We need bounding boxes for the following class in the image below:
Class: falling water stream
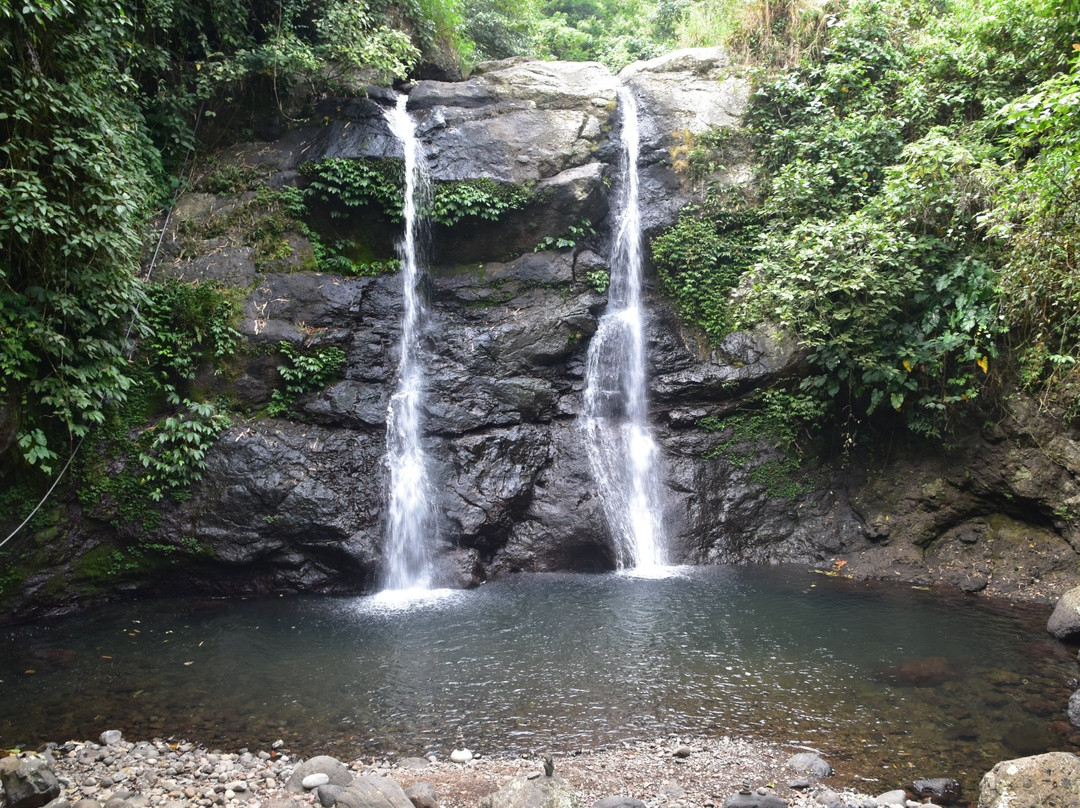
[382,95,435,591]
[583,87,667,572]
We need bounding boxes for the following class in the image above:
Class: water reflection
[1,566,1076,786]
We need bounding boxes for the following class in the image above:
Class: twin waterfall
[380,87,666,591]
[582,87,667,572]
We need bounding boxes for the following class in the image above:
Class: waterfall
[582,86,667,572]
[382,95,436,591]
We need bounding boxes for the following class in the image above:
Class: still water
[2,566,1077,787]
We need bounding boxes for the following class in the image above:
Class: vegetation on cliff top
[652,0,1080,438]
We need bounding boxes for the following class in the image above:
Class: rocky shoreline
[4,730,1080,808]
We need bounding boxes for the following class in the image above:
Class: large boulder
[978,752,1080,808]
[413,60,618,185]
[1047,586,1080,639]
[0,755,62,808]
[336,777,415,808]
[478,775,580,808]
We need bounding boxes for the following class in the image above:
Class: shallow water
[2,566,1077,790]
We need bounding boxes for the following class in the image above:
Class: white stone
[449,748,473,764]
[302,774,330,790]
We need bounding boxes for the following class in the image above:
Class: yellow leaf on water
[24,669,35,674]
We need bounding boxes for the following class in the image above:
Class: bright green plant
[652,203,761,344]
[432,178,532,225]
[268,342,348,418]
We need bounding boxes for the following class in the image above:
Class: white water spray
[582,87,667,573]
[383,95,436,591]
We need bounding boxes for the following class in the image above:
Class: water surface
[2,566,1077,790]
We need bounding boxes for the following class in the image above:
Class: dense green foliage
[650,0,1080,437]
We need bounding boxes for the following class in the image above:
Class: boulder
[1047,586,1080,640]
[285,756,353,794]
[404,782,438,808]
[414,60,618,185]
[786,752,833,778]
[0,756,62,808]
[978,752,1080,808]
[336,777,414,808]
[478,774,580,808]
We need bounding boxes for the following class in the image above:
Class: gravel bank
[28,734,883,808]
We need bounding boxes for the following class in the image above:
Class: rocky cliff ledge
[3,50,1079,618]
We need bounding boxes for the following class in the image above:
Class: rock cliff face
[4,49,1080,618]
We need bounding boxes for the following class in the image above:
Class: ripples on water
[2,566,1077,789]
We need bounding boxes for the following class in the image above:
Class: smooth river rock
[1047,586,1080,639]
[336,776,415,808]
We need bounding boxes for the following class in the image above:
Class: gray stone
[72,801,101,808]
[43,798,71,808]
[0,756,62,808]
[874,792,907,807]
[978,752,1080,808]
[336,776,415,808]
[1070,688,1080,727]
[404,782,438,808]
[592,798,646,808]
[787,752,834,778]
[316,785,346,808]
[911,778,961,804]
[1048,586,1080,639]
[396,759,431,772]
[285,757,352,794]
[478,774,580,808]
[98,732,123,747]
[722,794,787,808]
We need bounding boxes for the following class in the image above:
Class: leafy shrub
[268,342,348,418]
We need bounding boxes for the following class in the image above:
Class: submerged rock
[911,778,961,804]
[786,752,833,778]
[875,657,957,687]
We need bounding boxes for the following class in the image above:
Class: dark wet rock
[0,756,62,808]
[285,757,353,794]
[979,752,1080,808]
[721,794,787,808]
[1047,586,1080,639]
[911,778,961,804]
[478,774,580,808]
[404,782,438,808]
[786,753,833,778]
[876,657,957,687]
